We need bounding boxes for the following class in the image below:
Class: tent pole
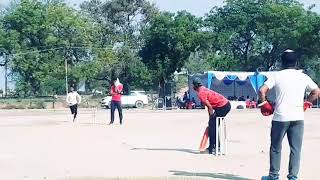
[256,73,259,101]
[233,80,236,98]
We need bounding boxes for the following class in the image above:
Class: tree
[45,2,94,91]
[80,0,157,91]
[1,0,319,97]
[204,0,320,72]
[113,46,152,92]
[256,0,320,70]
[1,0,94,95]
[140,11,203,96]
[2,0,50,95]
[80,0,158,47]
[75,48,117,93]
[0,20,6,66]
[205,0,261,70]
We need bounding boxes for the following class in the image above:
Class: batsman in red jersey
[193,78,231,154]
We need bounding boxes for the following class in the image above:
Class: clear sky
[0,0,320,91]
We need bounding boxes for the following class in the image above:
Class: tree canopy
[0,0,319,96]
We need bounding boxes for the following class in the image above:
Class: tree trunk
[159,77,165,99]
[30,79,40,96]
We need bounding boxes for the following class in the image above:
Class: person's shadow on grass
[169,170,255,180]
[131,147,200,154]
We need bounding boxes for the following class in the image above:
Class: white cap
[115,78,121,87]
[284,49,294,53]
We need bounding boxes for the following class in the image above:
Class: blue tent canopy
[207,71,267,93]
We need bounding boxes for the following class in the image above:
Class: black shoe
[108,122,113,125]
[200,147,213,154]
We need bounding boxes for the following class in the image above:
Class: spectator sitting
[192,97,196,103]
[183,91,189,102]
[246,96,251,108]
[238,96,245,101]
[191,97,196,109]
[180,96,186,109]
[250,97,257,108]
[176,97,182,109]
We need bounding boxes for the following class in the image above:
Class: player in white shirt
[66,87,82,122]
[259,50,320,180]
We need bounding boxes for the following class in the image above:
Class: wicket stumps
[215,117,227,156]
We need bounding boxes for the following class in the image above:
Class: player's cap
[281,49,298,66]
[284,49,294,53]
[192,77,202,88]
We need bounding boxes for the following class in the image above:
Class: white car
[101,91,148,109]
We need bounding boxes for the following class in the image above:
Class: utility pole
[65,58,68,95]
[4,62,7,97]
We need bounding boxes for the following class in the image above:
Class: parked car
[101,91,148,109]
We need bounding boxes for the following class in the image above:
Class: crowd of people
[176,91,197,109]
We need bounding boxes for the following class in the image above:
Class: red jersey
[111,85,123,102]
[197,86,228,109]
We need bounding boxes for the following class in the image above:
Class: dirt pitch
[0,109,319,180]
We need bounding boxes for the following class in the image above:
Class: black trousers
[208,102,231,150]
[69,104,78,119]
[110,100,123,124]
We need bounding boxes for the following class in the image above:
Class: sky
[0,0,320,91]
[0,0,319,16]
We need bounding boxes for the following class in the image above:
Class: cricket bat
[199,126,209,152]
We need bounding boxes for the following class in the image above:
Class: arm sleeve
[198,92,207,103]
[118,84,123,92]
[77,93,82,104]
[110,86,115,94]
[264,75,276,89]
[305,75,319,91]
[66,94,70,104]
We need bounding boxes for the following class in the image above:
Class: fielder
[66,87,82,122]
[259,50,320,180]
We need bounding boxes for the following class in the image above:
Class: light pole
[0,52,8,97]
[255,67,263,100]
[5,62,7,97]
[65,58,68,95]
